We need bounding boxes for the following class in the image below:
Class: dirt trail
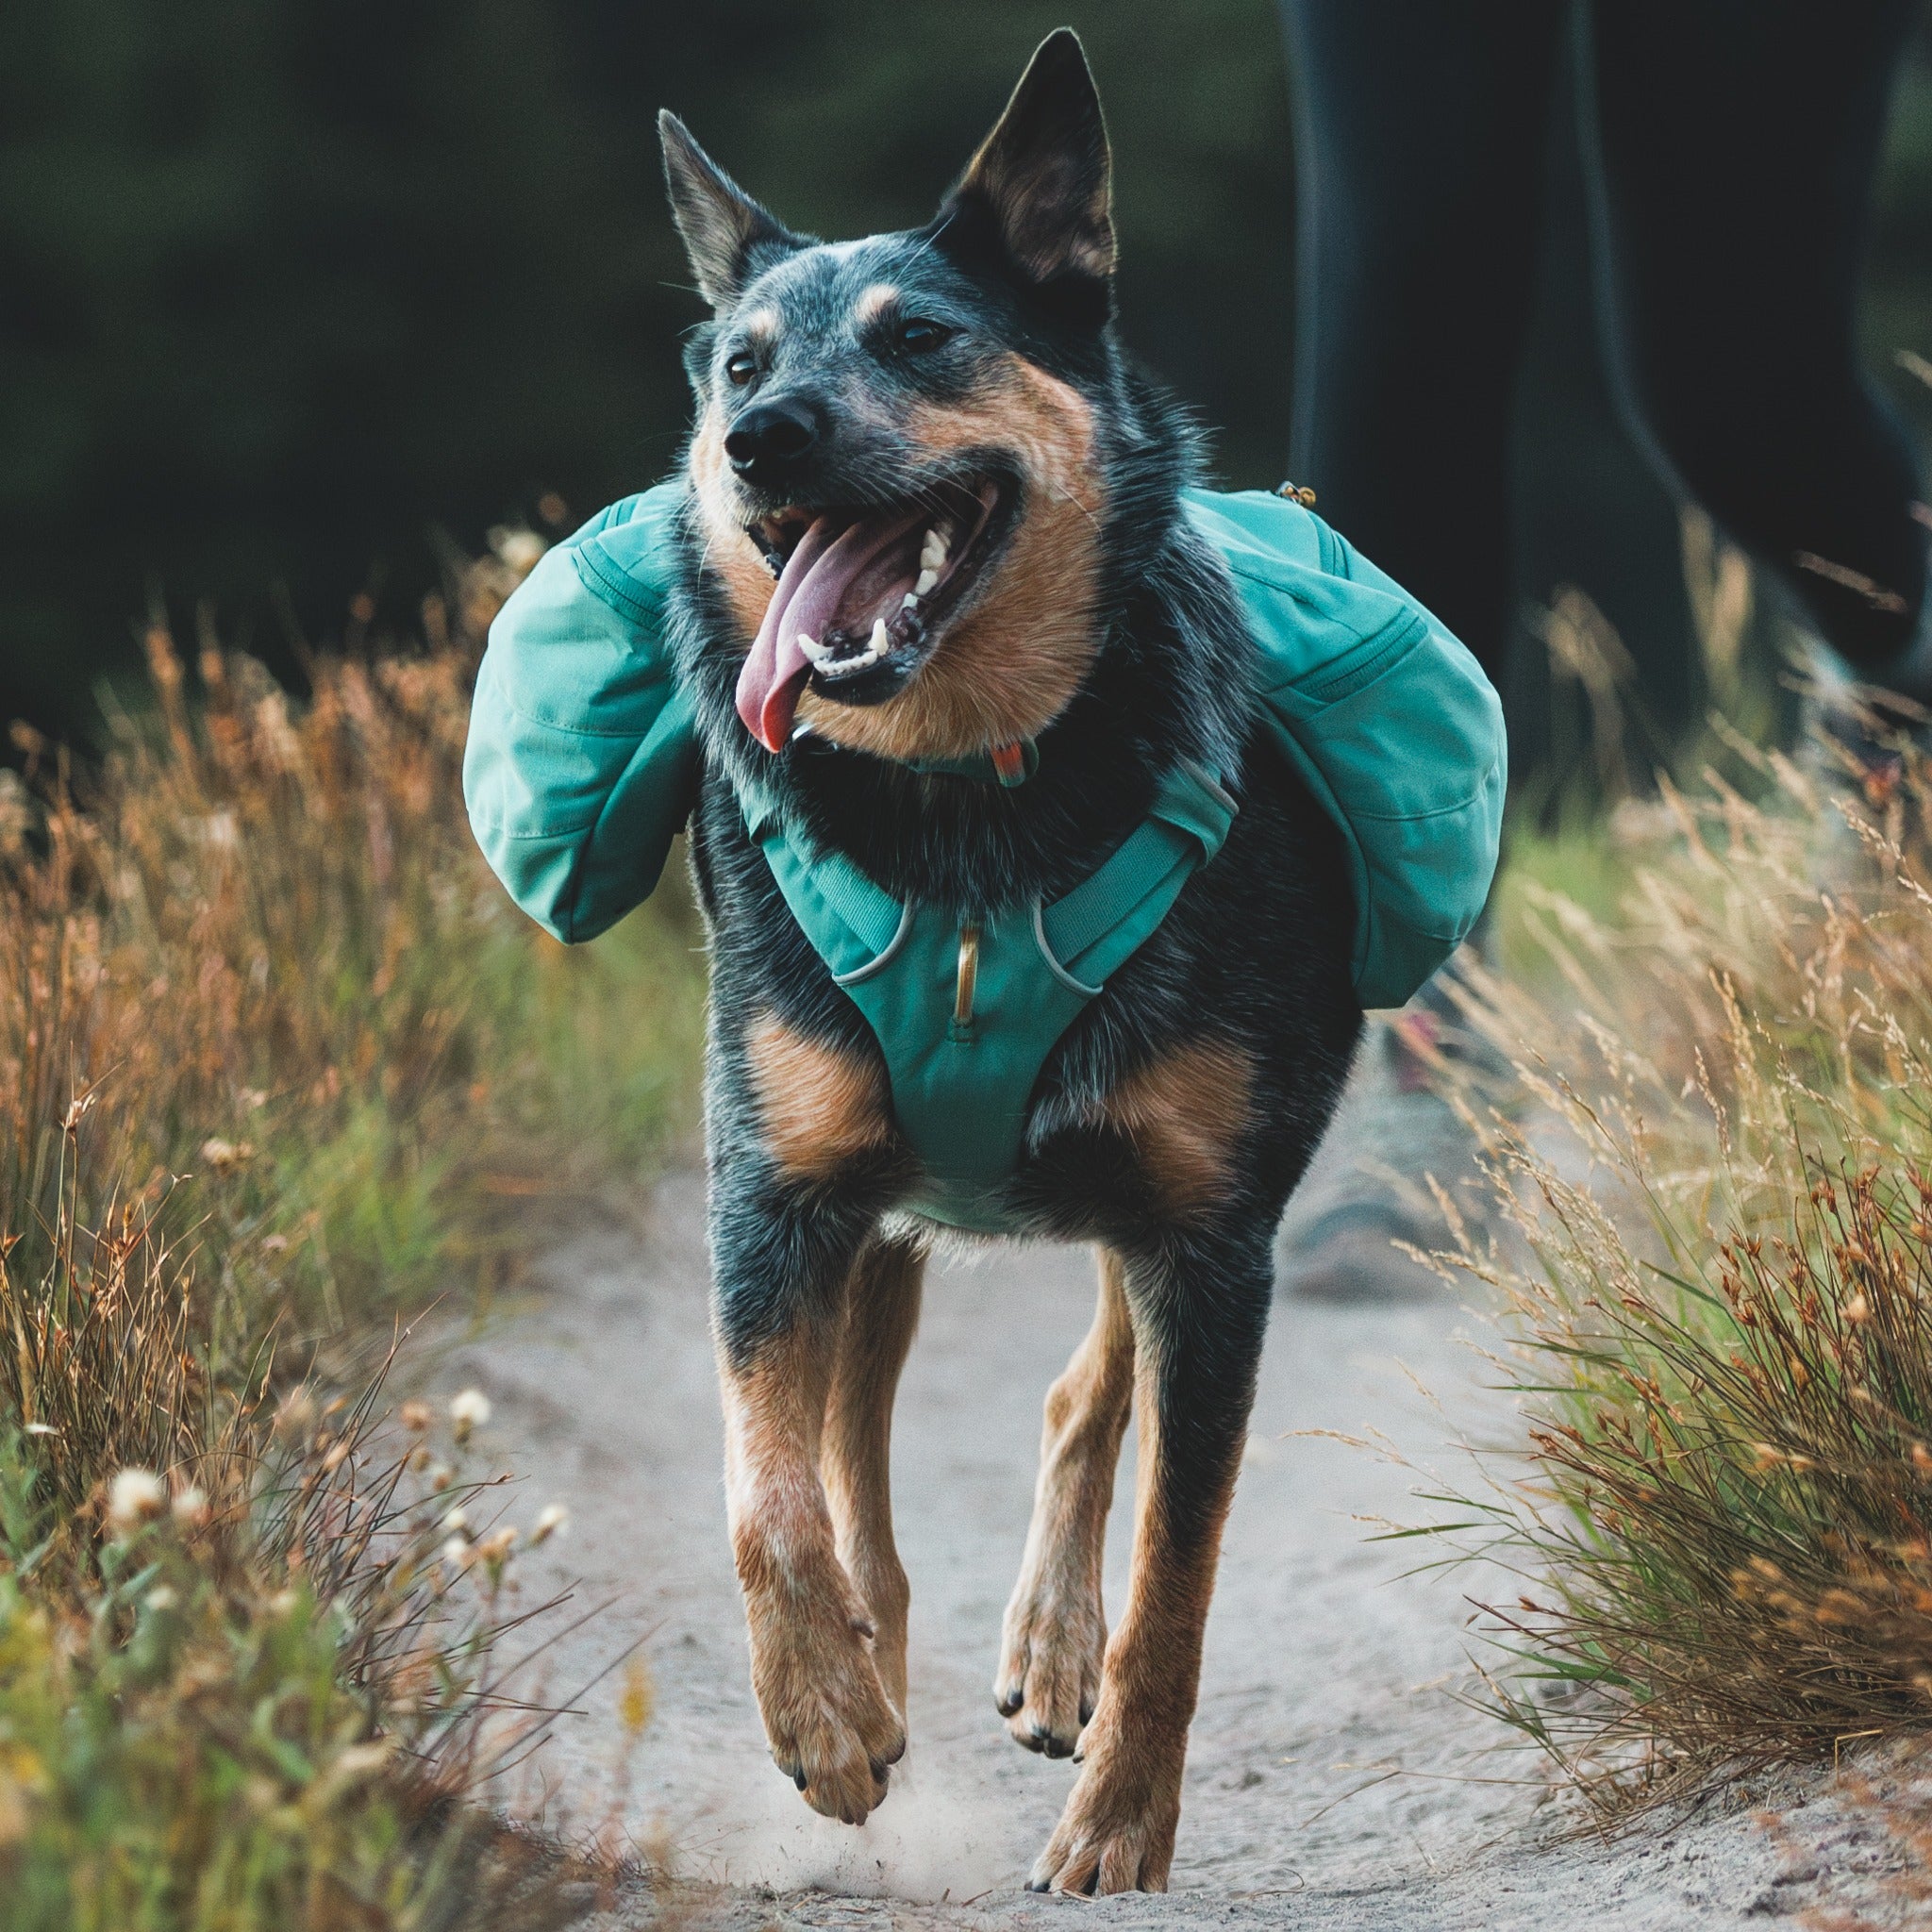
[439,1141,1907,1929]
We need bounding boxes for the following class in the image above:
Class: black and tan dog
[659,31,1360,1894]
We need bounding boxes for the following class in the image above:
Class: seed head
[449,1388,491,1443]
[106,1468,166,1534]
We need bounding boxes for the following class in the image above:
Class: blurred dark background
[6,0,1932,764]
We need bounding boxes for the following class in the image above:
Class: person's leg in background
[1282,0,1564,688]
[1276,4,1566,1297]
[1583,0,1926,685]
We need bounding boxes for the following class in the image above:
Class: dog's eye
[724,351,759,387]
[895,318,953,355]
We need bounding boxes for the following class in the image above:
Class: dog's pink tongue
[734,510,924,752]
[736,518,836,753]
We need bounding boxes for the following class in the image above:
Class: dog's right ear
[658,111,799,310]
[935,30,1114,322]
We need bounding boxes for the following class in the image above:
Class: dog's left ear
[658,110,801,310]
[939,30,1115,312]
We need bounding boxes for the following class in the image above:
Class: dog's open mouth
[734,477,1013,753]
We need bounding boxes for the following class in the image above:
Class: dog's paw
[994,1577,1106,1758]
[750,1576,907,1825]
[1024,1707,1181,1894]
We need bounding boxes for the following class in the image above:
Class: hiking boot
[1274,1006,1488,1302]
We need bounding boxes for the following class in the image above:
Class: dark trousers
[1281,0,1925,685]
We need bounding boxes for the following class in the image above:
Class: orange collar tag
[991,741,1028,788]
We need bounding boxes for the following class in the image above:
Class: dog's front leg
[712,1179,908,1825]
[1028,1224,1274,1895]
[822,1234,924,1716]
[997,1246,1134,1757]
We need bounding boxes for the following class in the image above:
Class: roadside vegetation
[1426,712,1932,1814]
[0,541,706,1927]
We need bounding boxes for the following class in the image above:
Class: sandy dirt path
[438,1151,1907,1929]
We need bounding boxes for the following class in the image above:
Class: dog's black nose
[724,401,819,482]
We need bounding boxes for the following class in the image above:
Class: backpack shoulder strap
[741,791,908,981]
[1036,761,1238,993]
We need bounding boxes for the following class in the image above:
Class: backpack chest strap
[738,759,1237,1229]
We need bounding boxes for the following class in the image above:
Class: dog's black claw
[1029,1722,1074,1759]
[1025,1878,1052,1894]
[792,1769,808,1790]
[1078,1695,1094,1724]
[996,1687,1024,1717]
[883,1731,908,1765]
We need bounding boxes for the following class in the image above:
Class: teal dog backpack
[464,484,1506,1226]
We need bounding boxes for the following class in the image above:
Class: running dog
[658,31,1361,1893]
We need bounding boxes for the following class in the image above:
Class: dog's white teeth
[920,528,947,573]
[814,623,892,681]
[914,567,939,597]
[797,630,830,664]
[902,591,920,609]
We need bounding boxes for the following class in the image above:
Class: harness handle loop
[950,919,982,1042]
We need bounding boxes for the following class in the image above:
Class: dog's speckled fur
[658,31,1362,1894]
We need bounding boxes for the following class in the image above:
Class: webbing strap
[1038,762,1237,977]
[744,795,903,968]
[804,851,902,959]
[900,739,1039,787]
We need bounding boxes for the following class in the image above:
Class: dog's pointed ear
[658,110,799,309]
[938,30,1115,305]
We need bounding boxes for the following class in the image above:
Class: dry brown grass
[0,543,705,1926]
[1414,707,1932,1812]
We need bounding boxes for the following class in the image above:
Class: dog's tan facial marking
[853,282,899,326]
[794,353,1104,761]
[690,395,775,639]
[721,1326,907,1825]
[740,304,783,344]
[1092,1038,1255,1216]
[997,1248,1135,1757]
[822,1238,924,1712]
[746,1012,893,1181]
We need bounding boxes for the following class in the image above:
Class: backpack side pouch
[462,485,699,942]
[1182,490,1506,1008]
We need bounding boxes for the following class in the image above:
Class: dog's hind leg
[821,1234,924,1716]
[996,1246,1135,1758]
[711,1183,908,1827]
[1028,1224,1273,1895]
